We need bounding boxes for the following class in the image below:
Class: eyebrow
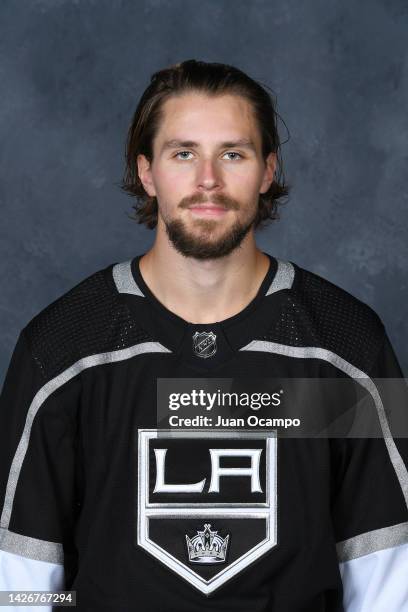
[161,138,257,152]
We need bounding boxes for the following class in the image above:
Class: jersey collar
[113,252,294,370]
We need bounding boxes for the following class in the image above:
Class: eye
[174,151,193,160]
[223,151,243,161]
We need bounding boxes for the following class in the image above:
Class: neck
[138,231,270,324]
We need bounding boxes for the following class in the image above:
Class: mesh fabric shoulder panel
[262,263,384,374]
[24,265,153,381]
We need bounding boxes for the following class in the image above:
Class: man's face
[137,92,276,260]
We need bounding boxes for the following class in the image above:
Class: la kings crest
[137,429,278,595]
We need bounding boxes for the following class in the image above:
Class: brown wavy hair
[120,59,290,230]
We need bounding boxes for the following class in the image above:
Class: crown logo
[186,523,229,564]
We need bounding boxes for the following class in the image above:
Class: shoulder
[22,259,146,381]
[290,261,382,326]
[269,258,386,373]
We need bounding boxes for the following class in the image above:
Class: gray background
[1,0,407,384]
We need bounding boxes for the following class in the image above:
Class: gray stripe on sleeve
[337,521,408,562]
[239,341,408,512]
[0,341,171,541]
[0,527,64,564]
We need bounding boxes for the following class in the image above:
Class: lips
[188,204,227,211]
[188,204,228,217]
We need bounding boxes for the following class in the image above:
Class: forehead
[155,92,260,146]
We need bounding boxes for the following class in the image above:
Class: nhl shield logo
[192,331,217,358]
[137,429,278,595]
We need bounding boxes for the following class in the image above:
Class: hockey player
[1,59,407,611]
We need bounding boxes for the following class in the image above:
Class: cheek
[224,162,262,184]
[153,169,190,214]
[225,166,263,199]
[154,166,192,195]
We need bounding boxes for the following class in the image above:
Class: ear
[137,154,157,197]
[259,152,277,194]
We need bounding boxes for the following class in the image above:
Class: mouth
[188,203,229,217]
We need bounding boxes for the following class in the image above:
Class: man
[0,59,407,611]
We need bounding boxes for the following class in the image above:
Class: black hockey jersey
[1,252,408,611]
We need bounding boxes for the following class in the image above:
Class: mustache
[179,194,239,210]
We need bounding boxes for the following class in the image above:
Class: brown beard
[164,213,256,260]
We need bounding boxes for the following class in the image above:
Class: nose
[195,158,223,191]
